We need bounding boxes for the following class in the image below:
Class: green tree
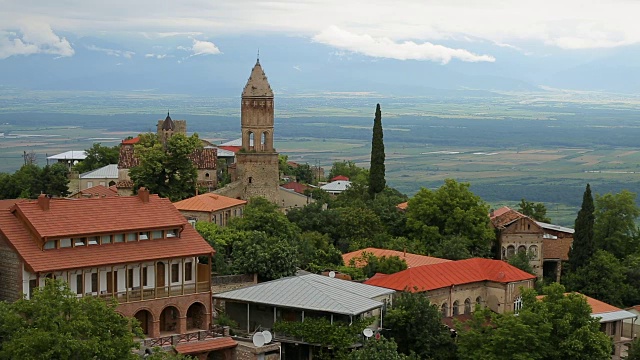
[232,231,298,280]
[406,179,494,258]
[355,252,407,278]
[41,163,70,197]
[0,279,140,360]
[594,190,640,259]
[369,103,386,196]
[74,143,120,173]
[507,250,535,275]
[328,160,367,181]
[231,197,301,241]
[347,337,416,360]
[568,184,595,271]
[517,198,551,223]
[129,133,201,201]
[294,163,314,184]
[626,337,640,360]
[564,249,628,307]
[384,292,457,360]
[298,231,344,271]
[0,164,69,199]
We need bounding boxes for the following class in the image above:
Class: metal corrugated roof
[536,221,575,234]
[47,151,87,160]
[79,164,118,179]
[214,274,391,315]
[301,274,395,299]
[320,181,351,192]
[593,310,637,323]
[204,146,235,157]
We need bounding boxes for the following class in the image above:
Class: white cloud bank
[191,39,221,56]
[0,23,73,59]
[87,45,134,58]
[313,26,494,64]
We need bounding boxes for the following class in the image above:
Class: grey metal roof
[47,151,87,160]
[79,164,118,179]
[593,310,637,323]
[320,181,351,193]
[204,146,235,158]
[536,221,575,234]
[301,274,395,299]
[214,274,393,316]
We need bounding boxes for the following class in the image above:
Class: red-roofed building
[68,184,118,199]
[330,175,349,182]
[280,181,311,195]
[174,193,247,227]
[365,258,535,316]
[0,188,215,340]
[342,247,451,269]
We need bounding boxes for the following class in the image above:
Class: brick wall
[0,234,23,302]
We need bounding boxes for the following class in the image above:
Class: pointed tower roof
[242,60,273,98]
[161,111,175,131]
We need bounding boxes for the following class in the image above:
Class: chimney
[37,194,50,211]
[138,187,150,203]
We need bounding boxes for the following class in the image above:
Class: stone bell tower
[235,59,280,203]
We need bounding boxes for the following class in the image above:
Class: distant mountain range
[1,34,639,96]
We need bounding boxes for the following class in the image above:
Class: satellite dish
[262,330,272,344]
[329,271,336,278]
[252,332,265,347]
[363,328,374,338]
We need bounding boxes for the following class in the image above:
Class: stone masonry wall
[0,234,23,302]
[235,153,279,204]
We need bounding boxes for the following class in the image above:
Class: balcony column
[150,319,160,339]
[125,264,129,302]
[181,258,185,296]
[140,263,144,301]
[178,314,187,334]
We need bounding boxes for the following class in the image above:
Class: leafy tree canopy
[369,103,386,195]
[0,163,70,199]
[507,249,535,275]
[328,160,368,181]
[232,230,299,281]
[74,143,120,173]
[593,190,640,259]
[568,183,595,271]
[517,198,551,223]
[347,336,417,360]
[0,279,140,360]
[564,249,628,307]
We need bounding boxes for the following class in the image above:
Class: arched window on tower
[248,132,254,151]
[261,132,267,151]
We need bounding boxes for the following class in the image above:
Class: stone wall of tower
[235,153,280,203]
[156,120,187,139]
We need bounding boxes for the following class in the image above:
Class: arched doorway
[134,309,153,337]
[108,181,116,187]
[187,302,207,330]
[160,306,180,333]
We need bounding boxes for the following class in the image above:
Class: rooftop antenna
[257,48,260,63]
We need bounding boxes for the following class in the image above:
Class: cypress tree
[369,103,386,195]
[568,183,595,271]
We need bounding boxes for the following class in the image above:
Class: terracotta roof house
[0,199,25,210]
[0,188,216,343]
[78,164,119,190]
[280,181,311,195]
[342,248,451,269]
[365,258,536,317]
[490,206,574,281]
[68,184,118,199]
[330,175,350,182]
[173,193,247,227]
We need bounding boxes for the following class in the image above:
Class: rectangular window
[212,216,216,224]
[60,238,72,248]
[114,234,124,243]
[166,229,178,238]
[88,236,99,245]
[99,181,105,186]
[29,279,37,298]
[126,233,136,242]
[44,241,56,250]
[152,230,163,239]
[76,274,83,295]
[143,267,148,287]
[74,238,86,247]
[87,181,93,188]
[127,268,134,288]
[184,262,193,281]
[139,232,149,240]
[171,264,179,283]
[101,235,111,244]
[91,273,98,293]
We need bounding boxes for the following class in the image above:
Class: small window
[441,303,448,317]
[87,181,93,188]
[101,235,111,244]
[127,233,137,242]
[139,232,149,240]
[127,269,134,288]
[114,234,124,243]
[88,236,99,245]
[248,177,252,184]
[29,279,37,299]
[453,301,460,316]
[152,230,163,239]
[205,172,210,178]
[74,238,86,247]
[464,298,472,315]
[514,295,523,314]
[234,209,237,216]
[143,267,148,287]
[91,273,98,293]
[76,274,83,295]
[166,229,178,238]
[44,241,56,250]
[212,216,216,224]
[184,262,193,281]
[60,238,72,248]
[171,264,179,283]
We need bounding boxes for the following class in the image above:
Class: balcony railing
[97,281,210,303]
[143,327,224,348]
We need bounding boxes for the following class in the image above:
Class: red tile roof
[364,258,535,292]
[343,248,450,269]
[121,137,140,145]
[281,182,311,194]
[189,148,217,169]
[175,337,237,355]
[543,238,572,260]
[330,175,350,182]
[0,199,25,210]
[218,145,242,154]
[174,193,246,213]
[396,202,408,211]
[71,185,118,198]
[537,293,621,315]
[490,206,527,228]
[0,196,214,273]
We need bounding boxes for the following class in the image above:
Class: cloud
[191,39,221,56]
[145,53,168,59]
[0,23,73,59]
[293,65,301,71]
[86,45,135,58]
[313,26,494,64]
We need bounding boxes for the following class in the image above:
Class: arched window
[514,295,523,314]
[441,303,449,317]
[453,300,460,316]
[501,246,506,259]
[248,131,254,150]
[529,245,538,259]
[475,296,483,309]
[205,172,210,178]
[261,132,267,151]
[518,245,527,253]
[506,245,515,258]
[464,298,472,315]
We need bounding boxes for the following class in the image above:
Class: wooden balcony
[142,327,225,348]
[98,281,210,303]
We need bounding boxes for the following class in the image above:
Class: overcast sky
[1,0,639,63]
